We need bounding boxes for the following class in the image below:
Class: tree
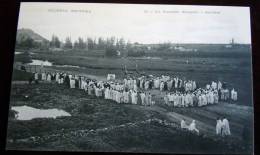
[97,37,106,49]
[64,37,73,49]
[87,37,94,50]
[105,47,117,57]
[127,47,145,57]
[50,35,61,48]
[118,38,125,49]
[77,37,86,49]
[74,41,79,49]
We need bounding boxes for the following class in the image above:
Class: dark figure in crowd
[75,79,79,88]
[51,74,55,81]
[137,92,142,105]
[164,81,168,91]
[149,81,153,89]
[28,75,34,84]
[65,75,70,88]
[136,79,140,88]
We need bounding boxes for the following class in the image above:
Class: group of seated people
[181,119,200,135]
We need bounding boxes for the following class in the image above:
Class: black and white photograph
[6,2,254,154]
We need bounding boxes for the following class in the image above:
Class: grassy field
[6,82,253,154]
[15,48,253,106]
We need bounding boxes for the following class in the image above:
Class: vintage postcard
[6,2,253,154]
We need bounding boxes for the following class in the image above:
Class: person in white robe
[189,120,199,134]
[173,94,178,107]
[131,91,136,104]
[224,89,229,100]
[164,94,169,105]
[148,93,152,106]
[231,88,238,101]
[181,119,188,129]
[140,92,146,106]
[47,73,51,82]
[192,81,196,91]
[181,94,185,107]
[167,80,173,91]
[94,86,99,97]
[209,91,214,104]
[174,78,178,88]
[88,85,93,95]
[104,88,109,99]
[55,73,59,82]
[202,94,207,106]
[115,90,120,103]
[233,91,237,101]
[216,118,222,135]
[213,91,219,104]
[160,82,164,91]
[144,81,149,90]
[198,95,203,107]
[222,117,231,136]
[184,94,189,107]
[34,73,39,80]
[70,78,75,88]
[217,81,222,90]
[220,89,225,100]
[206,84,210,90]
[211,81,217,90]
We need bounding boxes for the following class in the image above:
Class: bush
[127,48,145,57]
[105,47,117,57]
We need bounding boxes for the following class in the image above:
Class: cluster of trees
[57,35,128,51]
[16,34,150,57]
[16,36,42,49]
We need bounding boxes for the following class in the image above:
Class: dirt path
[126,102,251,143]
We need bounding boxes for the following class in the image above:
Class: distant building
[174,46,197,52]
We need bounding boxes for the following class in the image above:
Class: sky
[17,2,252,44]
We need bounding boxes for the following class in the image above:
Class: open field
[14,47,253,106]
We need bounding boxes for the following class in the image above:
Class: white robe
[189,121,199,134]
[216,120,222,135]
[222,119,231,136]
[70,79,75,88]
[181,120,188,129]
[140,93,146,105]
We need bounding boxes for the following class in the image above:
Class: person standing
[181,119,188,129]
[222,117,231,136]
[216,118,222,135]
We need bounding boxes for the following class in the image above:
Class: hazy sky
[18,2,251,44]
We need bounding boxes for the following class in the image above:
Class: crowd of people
[32,71,238,108]
[31,70,236,138]
[164,81,238,107]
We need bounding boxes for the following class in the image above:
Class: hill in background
[16,28,48,43]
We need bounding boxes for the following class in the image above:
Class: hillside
[16,28,48,42]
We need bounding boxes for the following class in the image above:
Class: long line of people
[33,71,238,108]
